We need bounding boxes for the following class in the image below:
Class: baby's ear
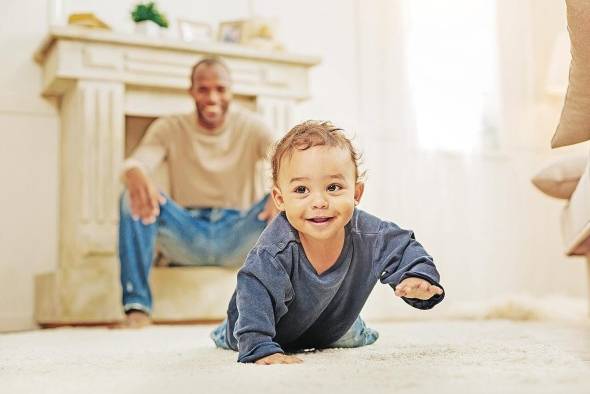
[354,182,365,206]
[271,186,286,211]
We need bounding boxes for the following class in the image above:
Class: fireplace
[34,26,319,324]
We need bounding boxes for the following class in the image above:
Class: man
[118,57,277,327]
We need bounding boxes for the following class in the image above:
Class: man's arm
[123,167,166,224]
[121,119,168,223]
[252,114,275,161]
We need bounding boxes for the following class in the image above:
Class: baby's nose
[312,195,328,208]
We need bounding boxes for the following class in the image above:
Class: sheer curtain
[403,0,500,153]
[358,0,566,318]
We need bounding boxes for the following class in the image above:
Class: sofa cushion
[551,0,590,148]
[562,158,590,254]
[531,155,586,199]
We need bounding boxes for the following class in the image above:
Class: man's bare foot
[126,310,151,328]
[113,310,151,329]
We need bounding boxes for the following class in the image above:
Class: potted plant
[131,2,169,37]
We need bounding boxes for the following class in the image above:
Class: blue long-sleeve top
[224,209,444,363]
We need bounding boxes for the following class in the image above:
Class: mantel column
[59,80,125,266]
[256,96,295,138]
[52,80,126,321]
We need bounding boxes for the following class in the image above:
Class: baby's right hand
[255,353,303,365]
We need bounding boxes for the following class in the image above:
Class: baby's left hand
[395,277,443,300]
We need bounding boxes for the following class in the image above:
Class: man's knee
[119,190,133,217]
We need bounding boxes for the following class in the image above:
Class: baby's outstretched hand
[255,353,303,365]
[395,277,443,300]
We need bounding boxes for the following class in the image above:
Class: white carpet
[2,320,590,394]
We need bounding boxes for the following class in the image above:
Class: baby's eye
[327,184,342,192]
[294,186,308,194]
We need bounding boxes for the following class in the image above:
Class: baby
[211,120,444,364]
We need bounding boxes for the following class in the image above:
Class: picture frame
[217,18,281,50]
[177,19,212,42]
[218,20,246,44]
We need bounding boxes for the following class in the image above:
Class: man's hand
[254,353,303,365]
[394,277,443,300]
[124,167,166,225]
[257,196,279,223]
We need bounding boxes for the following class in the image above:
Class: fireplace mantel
[34,26,320,325]
[35,26,319,102]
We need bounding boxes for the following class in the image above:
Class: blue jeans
[210,316,379,351]
[118,192,269,314]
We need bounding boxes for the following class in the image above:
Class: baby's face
[272,145,363,243]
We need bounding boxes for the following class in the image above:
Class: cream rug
[2,320,590,394]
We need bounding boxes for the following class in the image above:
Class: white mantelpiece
[34,26,319,325]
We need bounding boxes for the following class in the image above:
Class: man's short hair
[190,57,231,86]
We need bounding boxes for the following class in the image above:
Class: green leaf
[130,2,169,28]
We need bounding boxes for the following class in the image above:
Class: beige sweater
[123,105,274,210]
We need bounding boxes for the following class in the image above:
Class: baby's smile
[307,216,335,224]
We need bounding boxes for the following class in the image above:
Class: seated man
[119,57,277,327]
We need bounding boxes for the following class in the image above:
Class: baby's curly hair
[270,120,363,186]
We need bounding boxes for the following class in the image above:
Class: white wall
[0,0,60,331]
[0,0,585,331]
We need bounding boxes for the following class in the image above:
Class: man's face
[272,145,364,243]
[189,64,232,130]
